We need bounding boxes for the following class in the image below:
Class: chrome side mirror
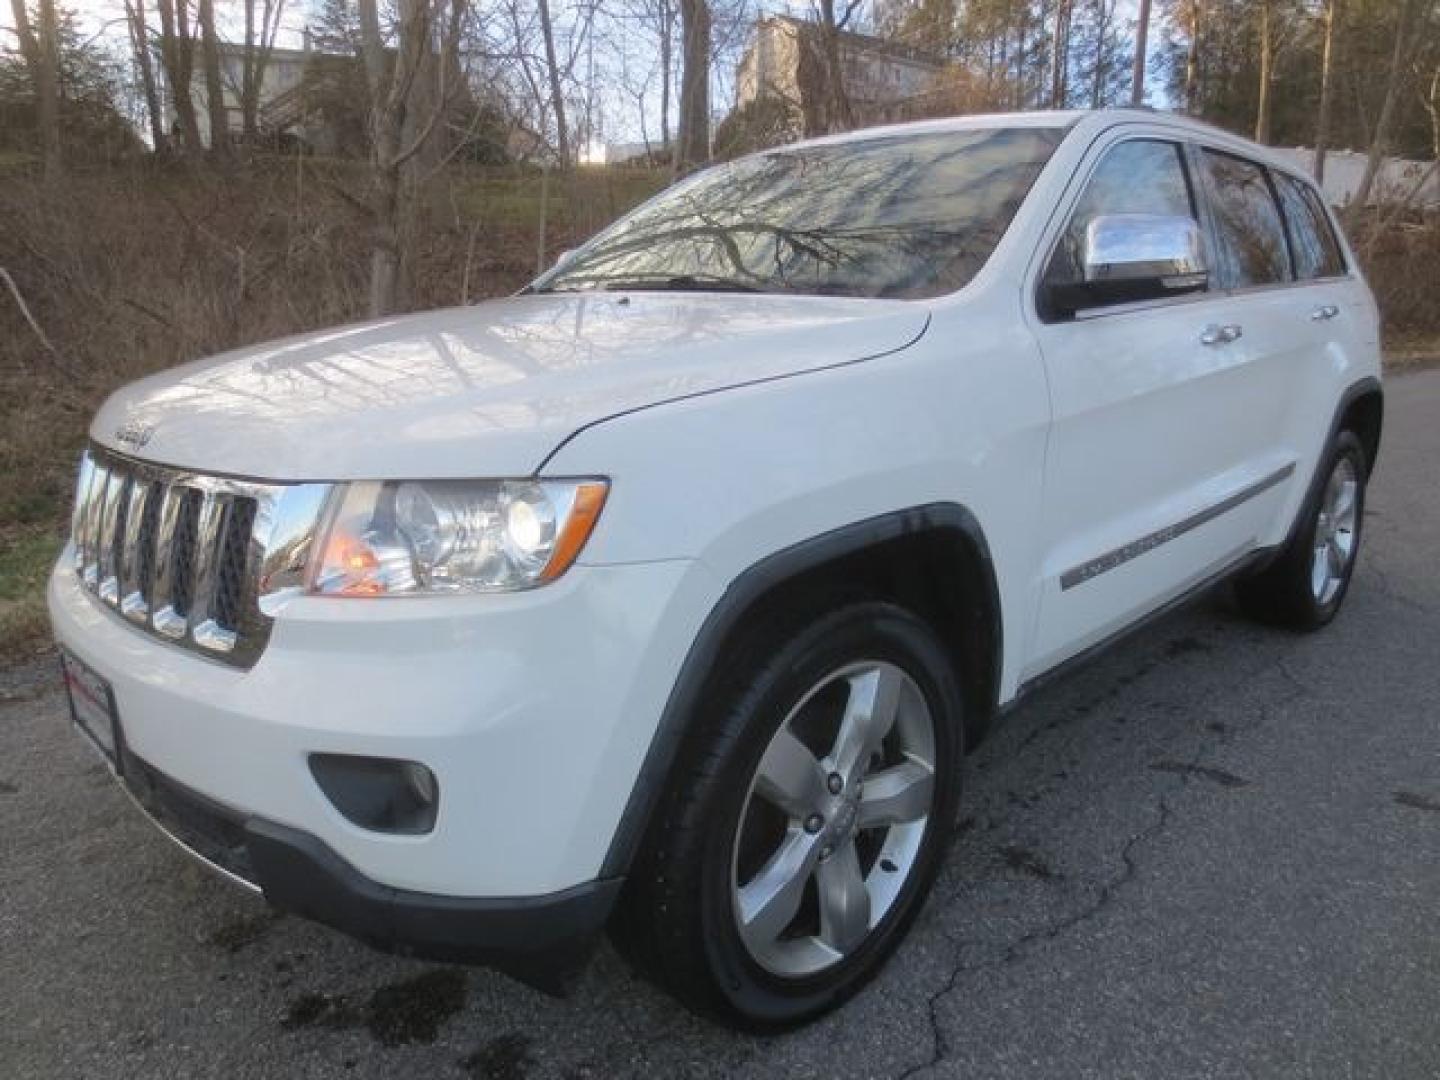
[1044,213,1208,318]
[1084,213,1206,287]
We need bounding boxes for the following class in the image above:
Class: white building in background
[166,43,314,147]
[735,14,949,116]
[1272,147,1440,209]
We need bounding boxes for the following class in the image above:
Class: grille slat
[65,446,323,669]
[96,470,127,604]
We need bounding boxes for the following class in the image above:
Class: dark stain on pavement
[1164,636,1212,658]
[207,910,283,953]
[1150,761,1251,788]
[282,991,361,1032]
[281,968,468,1047]
[0,779,17,795]
[461,1032,536,1079]
[1395,790,1440,814]
[997,845,1059,881]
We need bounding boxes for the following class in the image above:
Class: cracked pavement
[3,368,1439,1080]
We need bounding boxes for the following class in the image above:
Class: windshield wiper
[599,275,763,294]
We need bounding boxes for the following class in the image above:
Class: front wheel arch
[598,503,1003,882]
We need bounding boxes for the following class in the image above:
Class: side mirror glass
[554,248,577,269]
[1045,213,1208,317]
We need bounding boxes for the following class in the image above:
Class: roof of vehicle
[772,108,1315,187]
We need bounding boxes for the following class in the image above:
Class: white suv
[49,110,1382,1028]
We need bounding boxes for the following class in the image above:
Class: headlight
[309,478,608,596]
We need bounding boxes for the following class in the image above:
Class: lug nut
[803,813,824,834]
[827,773,843,795]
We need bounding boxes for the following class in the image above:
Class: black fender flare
[598,502,1002,879]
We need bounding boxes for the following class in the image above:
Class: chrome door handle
[1311,304,1340,321]
[1201,323,1243,345]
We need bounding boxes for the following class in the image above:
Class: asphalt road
[4,370,1439,1080]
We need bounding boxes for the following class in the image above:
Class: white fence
[1273,147,1440,209]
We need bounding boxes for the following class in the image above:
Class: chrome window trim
[69,443,332,669]
[1060,463,1296,591]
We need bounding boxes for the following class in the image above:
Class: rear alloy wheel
[1237,429,1367,630]
[1309,454,1360,606]
[616,601,964,1029]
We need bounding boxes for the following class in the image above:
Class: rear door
[1022,132,1300,678]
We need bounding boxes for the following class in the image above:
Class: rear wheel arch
[600,503,1003,881]
[1339,383,1383,478]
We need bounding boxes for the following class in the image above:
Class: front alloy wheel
[616,600,964,1029]
[733,661,936,977]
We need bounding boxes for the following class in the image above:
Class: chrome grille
[70,446,332,669]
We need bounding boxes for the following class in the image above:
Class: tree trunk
[1051,0,1071,108]
[359,0,410,315]
[156,0,202,154]
[1130,0,1152,106]
[198,0,230,157]
[1015,13,1027,108]
[1254,0,1273,143]
[537,0,570,167]
[674,0,710,175]
[242,0,257,138]
[125,0,168,153]
[1183,0,1203,113]
[659,1,673,150]
[819,0,854,131]
[11,0,62,176]
[1350,0,1419,214]
[1313,0,1339,182]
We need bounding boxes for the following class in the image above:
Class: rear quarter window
[1274,172,1347,279]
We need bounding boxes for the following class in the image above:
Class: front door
[1023,134,1299,678]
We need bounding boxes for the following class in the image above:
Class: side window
[1198,150,1292,288]
[1274,173,1346,279]
[1044,139,1197,286]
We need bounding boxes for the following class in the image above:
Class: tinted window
[1044,139,1197,286]
[1200,150,1291,287]
[535,127,1065,300]
[1275,173,1346,279]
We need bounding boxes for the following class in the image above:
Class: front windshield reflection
[535,127,1065,301]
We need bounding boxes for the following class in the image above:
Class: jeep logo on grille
[114,420,155,449]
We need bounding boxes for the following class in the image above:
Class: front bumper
[118,747,618,990]
[48,547,719,984]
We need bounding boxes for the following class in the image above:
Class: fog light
[308,754,439,835]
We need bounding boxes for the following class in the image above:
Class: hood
[92,292,930,480]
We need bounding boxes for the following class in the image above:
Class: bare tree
[535,0,570,164]
[155,0,202,153]
[1350,0,1427,213]
[1051,0,1073,107]
[357,0,468,314]
[9,0,62,175]
[240,0,286,140]
[198,0,230,157]
[815,0,858,131]
[1313,0,1338,180]
[1254,0,1274,141]
[1130,0,1151,105]
[123,0,167,153]
[675,0,710,174]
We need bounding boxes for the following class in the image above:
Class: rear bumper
[118,746,620,992]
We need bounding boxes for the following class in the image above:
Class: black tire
[1236,430,1367,631]
[614,598,964,1030]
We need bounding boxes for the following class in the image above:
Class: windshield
[533,126,1065,301]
